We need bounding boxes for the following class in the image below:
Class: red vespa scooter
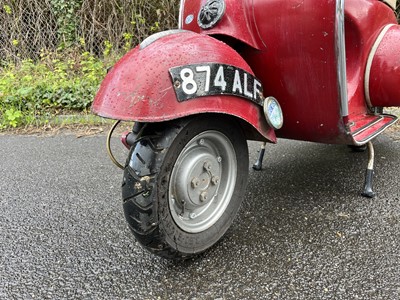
[92,0,400,259]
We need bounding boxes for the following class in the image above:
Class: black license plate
[169,63,264,106]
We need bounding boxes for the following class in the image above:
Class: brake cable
[107,120,124,170]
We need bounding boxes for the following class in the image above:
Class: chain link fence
[0,0,179,63]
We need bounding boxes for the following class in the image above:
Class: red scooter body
[93,0,400,145]
[92,0,400,259]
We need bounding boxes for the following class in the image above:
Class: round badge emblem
[198,0,226,29]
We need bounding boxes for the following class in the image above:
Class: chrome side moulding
[335,0,349,118]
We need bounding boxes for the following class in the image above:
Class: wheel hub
[186,159,220,207]
[169,131,237,233]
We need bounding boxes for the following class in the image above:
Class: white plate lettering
[170,63,264,106]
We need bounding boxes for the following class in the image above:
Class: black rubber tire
[121,116,249,260]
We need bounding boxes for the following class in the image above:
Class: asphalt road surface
[1,131,400,299]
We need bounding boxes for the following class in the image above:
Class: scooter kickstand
[361,141,376,198]
[253,142,267,171]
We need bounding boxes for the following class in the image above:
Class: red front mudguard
[92,30,275,143]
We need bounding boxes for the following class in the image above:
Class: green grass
[0,50,119,130]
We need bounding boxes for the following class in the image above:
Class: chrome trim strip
[364,24,395,108]
[335,0,349,117]
[140,29,188,50]
[179,0,185,29]
[352,115,398,145]
[382,0,397,10]
[352,116,383,135]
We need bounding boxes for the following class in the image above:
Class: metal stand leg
[361,142,375,198]
[253,142,267,171]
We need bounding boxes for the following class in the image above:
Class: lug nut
[211,176,220,185]
[198,139,205,145]
[189,213,197,219]
[191,178,200,188]
[203,161,212,171]
[200,192,208,202]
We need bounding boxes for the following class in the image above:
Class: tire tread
[122,122,186,259]
[121,117,248,260]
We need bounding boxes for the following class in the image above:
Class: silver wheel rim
[169,130,237,233]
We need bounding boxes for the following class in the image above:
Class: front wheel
[122,116,249,260]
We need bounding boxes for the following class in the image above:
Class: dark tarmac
[1,132,400,299]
